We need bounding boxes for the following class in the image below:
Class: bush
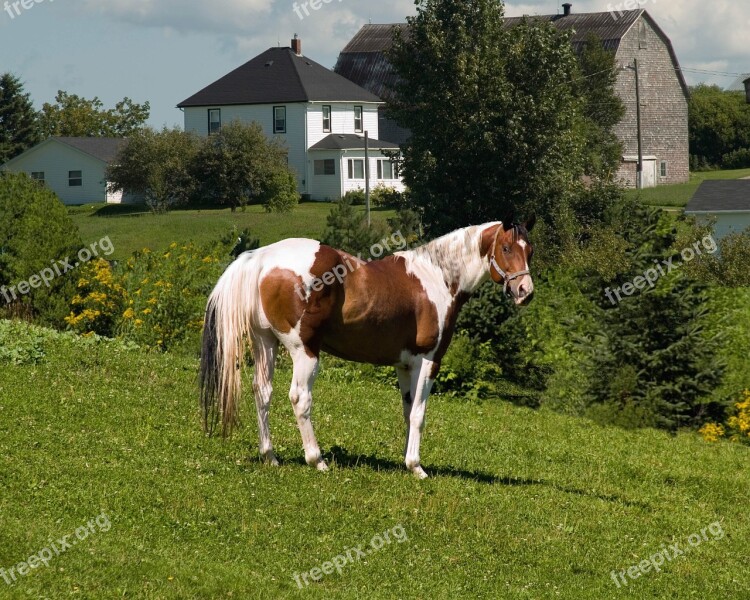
[370,185,404,208]
[0,172,82,326]
[66,241,229,351]
[322,194,390,256]
[342,188,366,206]
[721,148,750,169]
[261,169,299,213]
[699,390,750,445]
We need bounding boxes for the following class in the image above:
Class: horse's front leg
[405,358,438,479]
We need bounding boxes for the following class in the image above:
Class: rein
[489,225,530,296]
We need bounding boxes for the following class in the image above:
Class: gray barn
[335,4,689,188]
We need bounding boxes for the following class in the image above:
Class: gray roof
[685,180,750,212]
[178,47,381,108]
[308,133,399,151]
[55,137,127,163]
[335,10,688,100]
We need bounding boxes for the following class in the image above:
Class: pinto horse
[200,219,535,478]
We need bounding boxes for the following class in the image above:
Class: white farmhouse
[1,137,136,204]
[178,36,404,201]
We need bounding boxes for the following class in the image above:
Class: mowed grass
[0,324,747,599]
[68,203,396,261]
[626,168,750,209]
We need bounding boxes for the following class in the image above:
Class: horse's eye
[503,246,510,254]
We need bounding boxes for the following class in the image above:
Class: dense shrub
[0,172,82,325]
[699,390,750,445]
[322,194,390,256]
[721,148,750,170]
[370,185,405,208]
[342,188,366,206]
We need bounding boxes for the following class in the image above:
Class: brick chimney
[291,34,302,56]
[562,3,572,16]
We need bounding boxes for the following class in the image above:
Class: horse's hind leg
[288,347,327,471]
[252,332,279,465]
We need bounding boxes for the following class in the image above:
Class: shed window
[322,106,331,133]
[354,106,363,132]
[314,159,336,176]
[347,159,365,179]
[660,161,668,178]
[208,109,221,134]
[274,106,286,133]
[68,171,82,187]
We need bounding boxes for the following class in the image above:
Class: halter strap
[489,225,530,296]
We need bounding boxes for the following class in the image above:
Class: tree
[39,91,150,138]
[387,1,586,236]
[688,85,750,168]
[0,171,82,325]
[192,121,298,212]
[321,194,389,256]
[0,73,40,164]
[106,127,200,213]
[576,34,625,178]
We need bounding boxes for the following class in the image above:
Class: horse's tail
[200,251,261,437]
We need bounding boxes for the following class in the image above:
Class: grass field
[68,203,396,261]
[0,322,748,599]
[626,168,750,209]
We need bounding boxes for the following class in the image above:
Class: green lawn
[68,203,395,261]
[626,168,750,209]
[0,322,747,599]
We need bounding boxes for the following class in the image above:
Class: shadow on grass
[276,445,650,509]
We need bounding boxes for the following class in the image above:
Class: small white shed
[1,137,139,205]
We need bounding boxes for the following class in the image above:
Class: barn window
[31,172,44,183]
[354,106,363,132]
[314,159,336,176]
[208,109,221,134]
[322,106,331,133]
[639,22,648,49]
[274,106,287,133]
[347,159,364,179]
[660,161,668,178]
[68,170,82,187]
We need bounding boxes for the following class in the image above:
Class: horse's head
[488,216,535,306]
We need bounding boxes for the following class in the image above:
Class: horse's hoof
[261,452,279,466]
[411,466,428,480]
[316,460,329,472]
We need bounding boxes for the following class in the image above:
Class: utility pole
[634,58,643,190]
[364,131,371,226]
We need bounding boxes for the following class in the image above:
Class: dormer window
[354,106,363,132]
[274,106,286,134]
[322,105,331,133]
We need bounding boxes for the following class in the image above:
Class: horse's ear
[501,213,515,231]
[524,214,536,232]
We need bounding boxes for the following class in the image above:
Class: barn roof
[685,180,750,213]
[178,47,381,108]
[335,10,688,100]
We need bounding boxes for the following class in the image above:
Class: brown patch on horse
[480,223,502,257]
[259,268,306,335]
[319,255,441,366]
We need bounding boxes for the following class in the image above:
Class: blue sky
[2,0,748,129]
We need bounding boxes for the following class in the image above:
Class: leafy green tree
[576,34,625,178]
[388,1,585,235]
[0,172,82,325]
[39,91,150,138]
[192,121,298,212]
[106,127,200,213]
[688,85,750,168]
[0,73,40,164]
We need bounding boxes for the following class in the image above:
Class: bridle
[489,225,530,296]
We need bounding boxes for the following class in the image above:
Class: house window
[347,159,365,179]
[354,106,363,132]
[274,106,287,133]
[660,161,668,178]
[68,170,82,187]
[322,105,331,133]
[30,172,44,183]
[377,159,399,180]
[208,109,221,134]
[314,159,336,176]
